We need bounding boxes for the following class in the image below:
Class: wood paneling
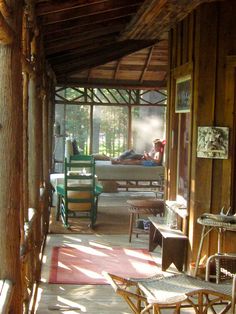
[167,1,236,265]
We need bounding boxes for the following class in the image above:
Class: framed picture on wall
[175,75,191,113]
[197,126,229,159]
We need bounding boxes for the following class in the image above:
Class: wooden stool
[127,199,165,242]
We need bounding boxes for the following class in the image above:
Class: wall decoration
[197,126,229,159]
[175,75,191,113]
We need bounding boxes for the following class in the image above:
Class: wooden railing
[0,279,14,313]
[20,187,50,312]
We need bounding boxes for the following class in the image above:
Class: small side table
[127,199,165,242]
[194,216,236,278]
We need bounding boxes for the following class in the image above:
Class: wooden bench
[148,216,188,271]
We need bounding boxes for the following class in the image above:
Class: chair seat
[139,274,233,305]
[104,260,236,314]
[57,183,102,193]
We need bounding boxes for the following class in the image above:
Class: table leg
[193,225,213,277]
[149,223,161,252]
[162,238,187,271]
[129,212,134,242]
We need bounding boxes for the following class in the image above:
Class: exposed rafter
[54,40,156,77]
[35,0,217,88]
[140,46,154,82]
[121,0,222,40]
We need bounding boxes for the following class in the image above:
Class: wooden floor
[34,192,196,314]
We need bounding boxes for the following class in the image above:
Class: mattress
[95,160,164,181]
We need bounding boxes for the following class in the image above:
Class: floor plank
[34,192,197,314]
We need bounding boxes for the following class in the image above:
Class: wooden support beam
[120,0,222,40]
[22,57,35,75]
[0,280,14,313]
[0,11,14,44]
[42,6,138,36]
[36,0,109,16]
[0,0,11,18]
[0,2,23,312]
[140,45,154,82]
[41,0,142,26]
[56,78,167,90]
[113,59,121,80]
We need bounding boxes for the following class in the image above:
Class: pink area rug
[49,245,159,285]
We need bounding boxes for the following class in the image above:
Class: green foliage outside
[55,87,166,159]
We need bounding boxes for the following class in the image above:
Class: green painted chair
[56,155,103,228]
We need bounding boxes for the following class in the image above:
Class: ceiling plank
[53,40,156,76]
[99,64,168,72]
[36,0,110,16]
[44,21,126,44]
[40,0,143,25]
[42,6,139,35]
[45,33,119,55]
[120,0,223,40]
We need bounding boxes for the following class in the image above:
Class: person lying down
[111,139,165,166]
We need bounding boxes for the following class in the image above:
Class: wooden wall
[167,0,236,266]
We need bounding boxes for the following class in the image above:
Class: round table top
[127,198,164,209]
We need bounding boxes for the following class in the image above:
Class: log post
[0,1,23,312]
[0,10,14,44]
[42,88,50,234]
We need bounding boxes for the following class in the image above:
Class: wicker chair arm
[205,253,236,282]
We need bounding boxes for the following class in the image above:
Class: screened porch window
[92,105,128,156]
[53,87,167,172]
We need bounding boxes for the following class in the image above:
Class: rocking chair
[56,155,102,228]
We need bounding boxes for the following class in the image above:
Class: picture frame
[175,75,191,113]
[197,126,229,159]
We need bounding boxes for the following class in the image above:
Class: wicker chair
[103,254,236,313]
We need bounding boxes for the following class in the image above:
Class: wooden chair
[56,155,102,228]
[104,254,236,313]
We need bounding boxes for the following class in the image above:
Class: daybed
[95,160,164,192]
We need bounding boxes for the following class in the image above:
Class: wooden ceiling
[35,0,219,89]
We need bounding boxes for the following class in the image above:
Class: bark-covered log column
[0,1,23,313]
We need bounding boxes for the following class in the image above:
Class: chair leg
[136,213,139,238]
[56,194,61,221]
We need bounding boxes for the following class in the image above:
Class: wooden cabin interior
[0,0,236,313]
